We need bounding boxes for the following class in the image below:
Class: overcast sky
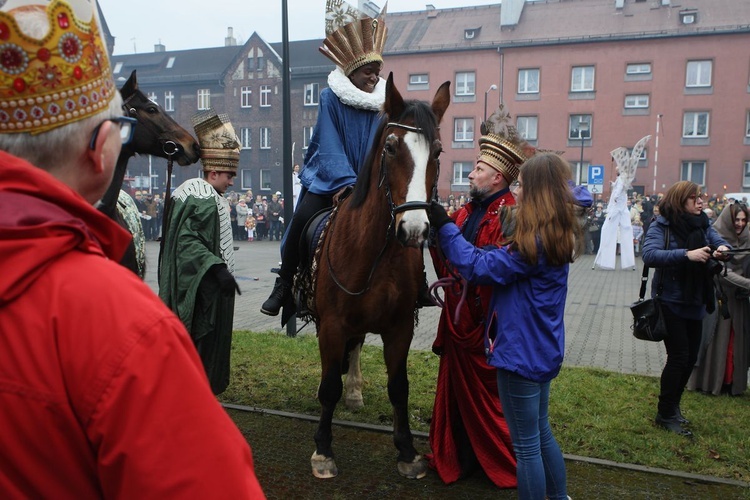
[99,1,501,55]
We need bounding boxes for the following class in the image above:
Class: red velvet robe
[428,191,517,488]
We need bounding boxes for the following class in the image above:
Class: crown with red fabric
[0,0,116,135]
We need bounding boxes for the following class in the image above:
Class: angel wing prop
[610,135,651,190]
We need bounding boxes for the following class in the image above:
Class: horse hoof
[397,455,428,479]
[345,396,364,410]
[311,451,338,479]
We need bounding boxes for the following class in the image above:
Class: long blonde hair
[512,153,581,266]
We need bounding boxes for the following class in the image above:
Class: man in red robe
[428,105,537,488]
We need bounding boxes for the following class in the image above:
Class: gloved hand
[213,265,241,296]
[429,201,453,230]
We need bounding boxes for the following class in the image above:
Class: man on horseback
[428,105,538,488]
[261,0,388,320]
[159,110,242,396]
[0,2,262,496]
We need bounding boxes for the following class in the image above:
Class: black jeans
[658,305,702,417]
[278,191,333,282]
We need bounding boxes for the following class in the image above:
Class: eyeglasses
[89,116,137,150]
[510,180,522,191]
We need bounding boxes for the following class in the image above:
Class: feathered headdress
[319,0,387,76]
[477,105,537,183]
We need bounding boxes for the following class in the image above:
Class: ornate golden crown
[192,109,240,173]
[0,0,116,135]
[319,0,387,76]
[477,105,537,183]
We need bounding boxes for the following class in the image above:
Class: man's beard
[469,183,490,201]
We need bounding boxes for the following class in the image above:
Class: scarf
[670,211,715,310]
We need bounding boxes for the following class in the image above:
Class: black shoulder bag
[630,228,669,342]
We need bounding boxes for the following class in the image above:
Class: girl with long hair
[642,181,730,436]
[429,153,585,500]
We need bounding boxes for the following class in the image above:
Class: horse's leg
[383,326,427,479]
[311,323,346,479]
[344,337,365,410]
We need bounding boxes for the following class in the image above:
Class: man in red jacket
[428,105,538,489]
[0,2,264,497]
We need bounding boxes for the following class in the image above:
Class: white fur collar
[327,67,385,112]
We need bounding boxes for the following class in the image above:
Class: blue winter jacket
[298,88,382,196]
[437,223,568,383]
[641,215,729,319]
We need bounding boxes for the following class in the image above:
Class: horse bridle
[326,120,440,296]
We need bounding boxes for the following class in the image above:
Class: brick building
[107,0,750,199]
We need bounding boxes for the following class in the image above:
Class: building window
[260,169,271,190]
[455,72,475,96]
[247,56,255,72]
[746,111,750,137]
[626,63,651,75]
[197,89,210,110]
[681,161,706,186]
[624,94,649,109]
[410,74,429,85]
[260,85,271,107]
[569,115,592,140]
[571,66,595,92]
[147,92,157,104]
[164,91,174,112]
[241,86,252,108]
[518,68,540,94]
[240,169,252,190]
[260,127,270,149]
[453,162,473,185]
[516,116,538,141]
[744,161,750,189]
[454,118,474,142]
[303,126,313,149]
[304,83,319,106]
[686,60,712,88]
[240,127,252,149]
[257,56,265,71]
[113,62,123,74]
[683,112,709,138]
[166,57,176,69]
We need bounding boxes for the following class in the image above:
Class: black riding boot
[261,277,292,316]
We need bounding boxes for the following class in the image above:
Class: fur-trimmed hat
[191,109,240,174]
[477,105,537,183]
[319,0,387,76]
[0,0,116,135]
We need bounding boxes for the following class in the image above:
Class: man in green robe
[159,110,240,395]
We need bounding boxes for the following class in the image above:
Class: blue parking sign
[588,165,604,185]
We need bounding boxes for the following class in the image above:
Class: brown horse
[309,74,450,480]
[97,70,199,277]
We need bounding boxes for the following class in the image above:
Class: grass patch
[222,330,750,482]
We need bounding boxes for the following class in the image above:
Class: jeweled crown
[0,0,116,135]
[192,108,240,173]
[319,0,387,76]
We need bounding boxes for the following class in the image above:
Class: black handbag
[630,228,669,342]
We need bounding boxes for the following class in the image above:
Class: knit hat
[0,0,117,135]
[319,0,387,76]
[191,109,240,173]
[477,105,537,183]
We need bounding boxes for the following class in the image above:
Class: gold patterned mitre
[477,105,537,183]
[0,0,116,135]
[192,109,240,174]
[319,0,387,76]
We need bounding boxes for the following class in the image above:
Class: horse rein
[326,120,440,296]
[157,140,177,283]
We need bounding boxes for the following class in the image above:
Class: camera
[705,247,724,275]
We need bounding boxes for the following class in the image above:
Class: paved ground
[143,239,666,377]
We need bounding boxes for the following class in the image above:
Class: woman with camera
[642,181,730,437]
[688,201,750,396]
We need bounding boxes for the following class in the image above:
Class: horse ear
[120,70,138,95]
[431,81,451,124]
[384,72,405,119]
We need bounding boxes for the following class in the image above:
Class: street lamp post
[484,84,497,121]
[579,122,590,185]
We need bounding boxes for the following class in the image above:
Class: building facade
[107,0,750,200]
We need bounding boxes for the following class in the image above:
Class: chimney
[615,0,624,9]
[154,42,165,52]
[501,0,525,28]
[225,27,237,47]
[426,4,438,19]
[661,0,671,5]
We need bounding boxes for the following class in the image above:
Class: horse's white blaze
[399,131,430,242]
